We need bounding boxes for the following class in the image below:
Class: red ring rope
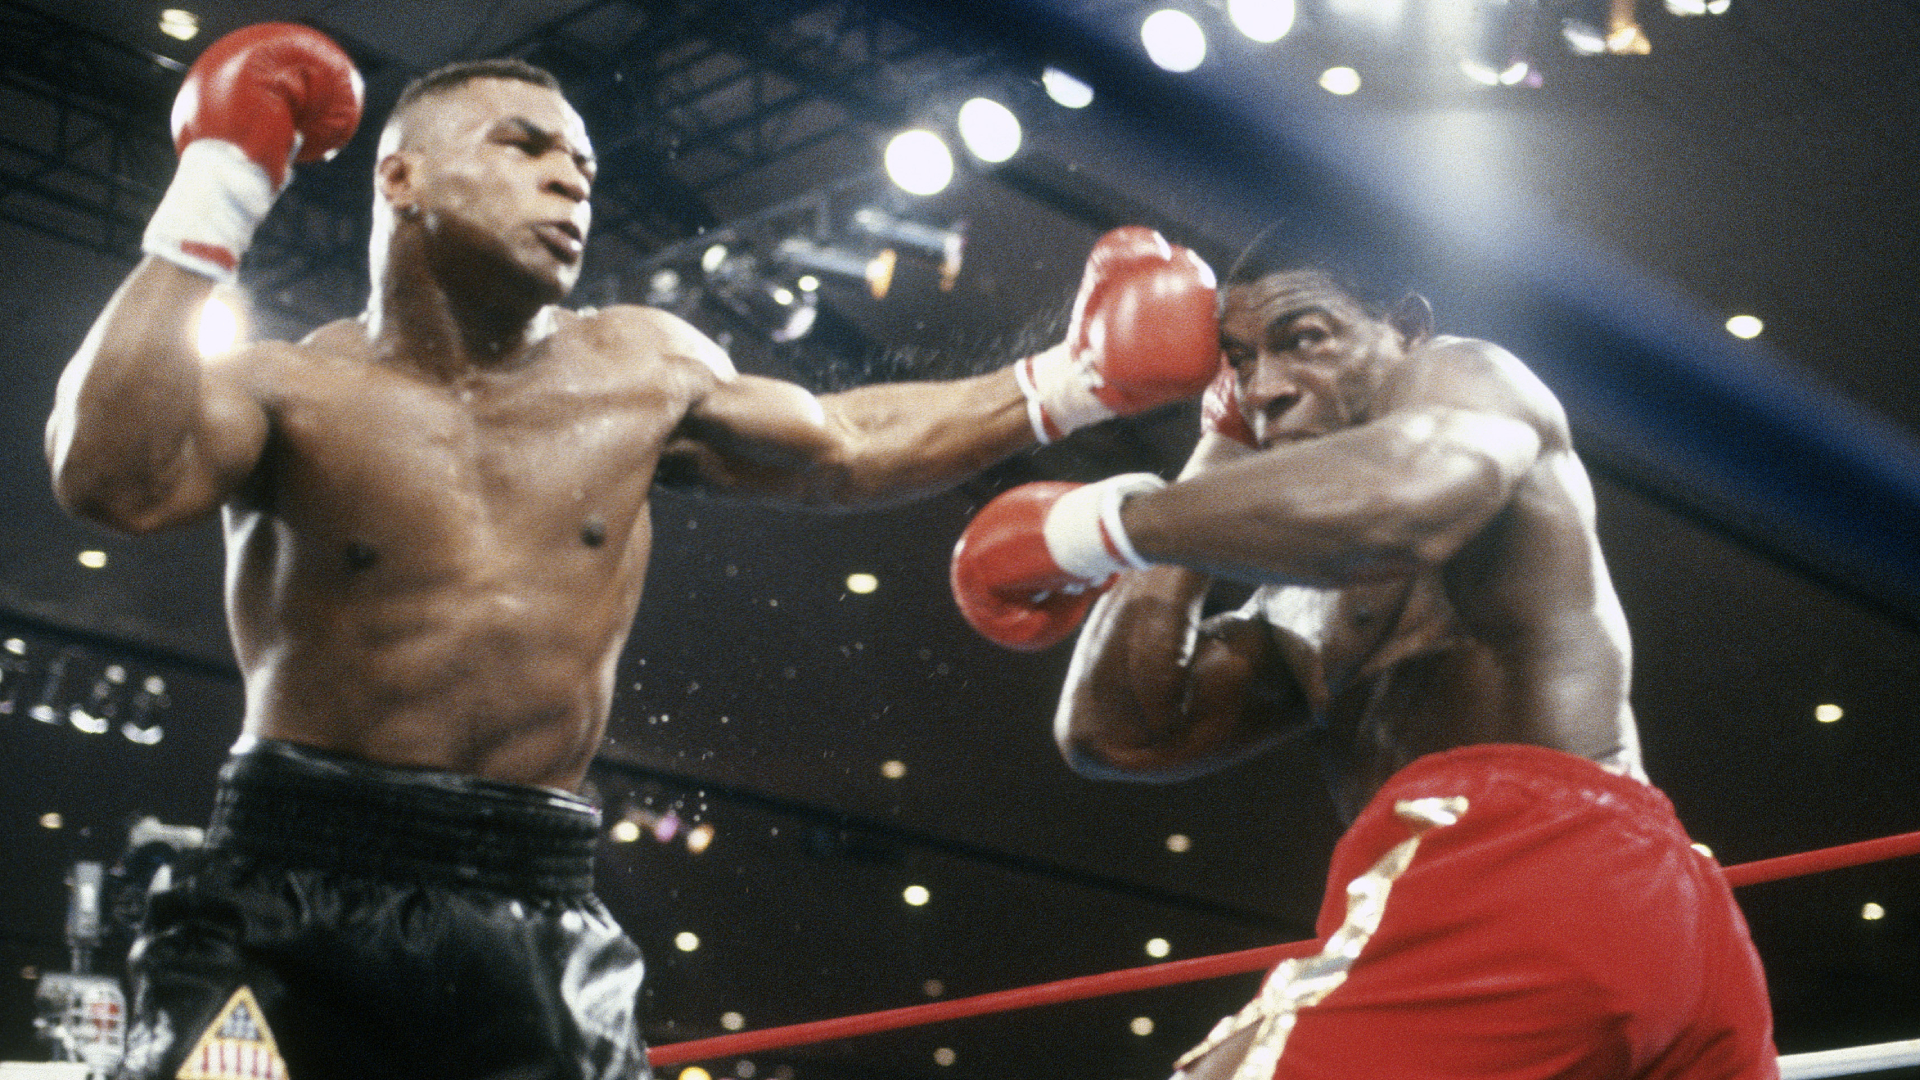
[647,828,1920,1068]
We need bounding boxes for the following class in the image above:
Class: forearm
[815,367,1035,505]
[1122,411,1537,587]
[47,258,222,530]
[1057,565,1291,780]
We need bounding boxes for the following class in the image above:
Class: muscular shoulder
[563,304,737,386]
[1383,335,1572,451]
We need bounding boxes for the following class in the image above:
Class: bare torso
[221,306,714,790]
[1246,439,1639,819]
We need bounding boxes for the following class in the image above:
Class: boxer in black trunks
[45,24,1222,1080]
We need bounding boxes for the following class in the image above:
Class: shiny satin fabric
[120,739,650,1080]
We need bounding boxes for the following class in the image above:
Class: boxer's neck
[365,221,554,380]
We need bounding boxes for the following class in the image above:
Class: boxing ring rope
[648,828,1920,1072]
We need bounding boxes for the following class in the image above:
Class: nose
[1243,356,1302,424]
[546,165,589,204]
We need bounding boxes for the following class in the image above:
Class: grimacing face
[1219,271,1404,448]
[385,78,597,298]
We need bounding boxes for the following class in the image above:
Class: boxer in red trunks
[951,225,1778,1079]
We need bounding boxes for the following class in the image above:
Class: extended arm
[658,365,1036,507]
[657,226,1221,507]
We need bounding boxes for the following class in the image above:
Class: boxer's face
[383,78,595,297]
[1219,271,1405,448]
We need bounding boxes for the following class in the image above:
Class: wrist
[1042,472,1166,581]
[1016,344,1116,445]
[141,140,278,283]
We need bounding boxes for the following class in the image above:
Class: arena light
[674,931,700,952]
[1042,66,1094,108]
[1131,1016,1156,1036]
[884,129,954,196]
[1165,833,1191,852]
[775,237,896,301]
[158,9,199,41]
[1142,9,1208,72]
[846,572,879,594]
[1230,0,1296,42]
[1666,0,1731,13]
[880,759,908,780]
[903,884,931,906]
[1815,703,1843,724]
[849,207,965,290]
[1320,66,1362,94]
[1144,937,1171,958]
[933,1048,956,1067]
[76,550,107,569]
[1725,314,1763,339]
[1862,902,1886,921]
[957,96,1022,164]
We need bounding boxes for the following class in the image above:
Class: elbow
[48,463,190,536]
[1057,728,1214,784]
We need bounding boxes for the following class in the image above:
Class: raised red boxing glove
[1201,361,1259,447]
[1016,227,1221,443]
[950,474,1166,651]
[143,23,363,281]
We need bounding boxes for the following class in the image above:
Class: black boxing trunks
[118,738,650,1080]
[1176,744,1777,1080]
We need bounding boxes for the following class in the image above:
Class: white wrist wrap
[141,140,278,283]
[1042,472,1165,582]
[1016,347,1116,445]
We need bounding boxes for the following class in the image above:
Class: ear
[1387,292,1434,348]
[375,151,419,215]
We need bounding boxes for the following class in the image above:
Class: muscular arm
[1125,340,1550,588]
[658,337,1035,508]
[1057,564,1309,781]
[46,258,269,533]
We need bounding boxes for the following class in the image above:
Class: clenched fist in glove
[1015,227,1220,443]
[144,23,364,281]
[950,473,1166,651]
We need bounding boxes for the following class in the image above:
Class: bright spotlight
[903,884,931,906]
[957,97,1022,163]
[1042,66,1094,108]
[1725,314,1763,339]
[1230,0,1296,42]
[1319,67,1362,95]
[674,931,700,952]
[1815,703,1843,724]
[884,129,954,195]
[1142,9,1208,72]
[159,9,199,41]
[196,292,243,357]
[846,572,878,594]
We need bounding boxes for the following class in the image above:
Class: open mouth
[534,220,584,263]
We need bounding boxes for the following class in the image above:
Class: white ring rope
[1779,1038,1920,1079]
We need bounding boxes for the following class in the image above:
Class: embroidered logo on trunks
[1173,796,1469,1080]
[176,985,288,1080]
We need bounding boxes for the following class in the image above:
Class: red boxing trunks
[1176,744,1777,1080]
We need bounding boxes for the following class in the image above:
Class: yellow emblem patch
[175,985,288,1080]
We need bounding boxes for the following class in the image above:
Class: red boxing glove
[1016,227,1221,443]
[951,474,1165,651]
[143,23,364,281]
[1201,361,1259,447]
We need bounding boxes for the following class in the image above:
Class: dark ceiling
[2,1,1918,1078]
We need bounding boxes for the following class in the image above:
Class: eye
[1221,343,1253,370]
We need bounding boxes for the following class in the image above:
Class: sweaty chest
[1251,574,1459,708]
[262,363,679,540]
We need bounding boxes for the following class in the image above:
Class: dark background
[2,1,1917,1077]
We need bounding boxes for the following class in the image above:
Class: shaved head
[378,58,562,156]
